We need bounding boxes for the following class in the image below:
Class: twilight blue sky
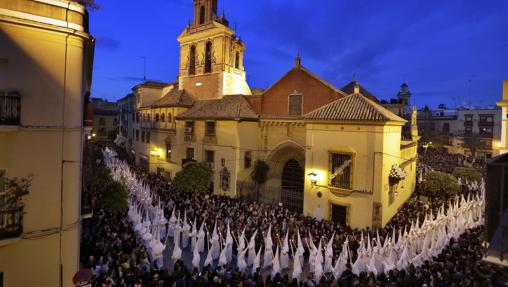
[89,0,508,108]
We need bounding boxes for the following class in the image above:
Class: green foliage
[452,167,482,183]
[421,171,460,197]
[251,160,270,185]
[100,181,128,214]
[174,163,213,193]
[96,166,112,184]
[2,175,32,210]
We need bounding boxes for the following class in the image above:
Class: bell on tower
[194,0,218,26]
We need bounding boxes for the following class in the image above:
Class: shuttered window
[288,93,303,116]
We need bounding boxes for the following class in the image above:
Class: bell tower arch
[178,0,251,100]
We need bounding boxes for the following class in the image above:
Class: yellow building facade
[130,0,418,229]
[498,80,508,154]
[0,0,94,286]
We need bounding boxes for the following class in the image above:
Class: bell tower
[177,0,251,100]
[193,0,218,27]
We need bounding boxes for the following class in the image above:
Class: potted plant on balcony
[1,174,32,238]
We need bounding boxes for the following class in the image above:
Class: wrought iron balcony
[0,207,23,240]
[0,91,21,126]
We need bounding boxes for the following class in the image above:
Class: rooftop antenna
[138,56,147,82]
[352,74,357,82]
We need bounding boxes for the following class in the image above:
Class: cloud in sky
[89,0,508,107]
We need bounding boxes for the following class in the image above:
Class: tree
[100,181,128,214]
[452,167,482,183]
[250,160,270,201]
[420,171,460,198]
[174,163,213,193]
[461,132,481,158]
[96,166,112,185]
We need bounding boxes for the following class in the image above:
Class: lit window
[161,113,165,122]
[329,153,353,189]
[155,113,159,122]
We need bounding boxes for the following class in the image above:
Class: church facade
[129,0,418,229]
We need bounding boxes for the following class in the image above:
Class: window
[205,121,216,136]
[141,131,145,142]
[113,118,118,126]
[205,42,212,73]
[99,118,106,126]
[220,167,230,192]
[244,151,252,168]
[0,59,7,89]
[146,131,150,143]
[186,148,194,160]
[185,121,194,141]
[235,52,240,69]
[136,112,140,123]
[442,123,450,133]
[155,113,159,122]
[189,45,196,75]
[166,143,172,161]
[147,114,151,123]
[329,153,353,189]
[199,5,206,24]
[465,114,473,122]
[480,114,493,123]
[205,150,215,169]
[168,113,172,123]
[135,129,139,141]
[288,93,303,116]
[161,113,165,122]
[465,127,473,134]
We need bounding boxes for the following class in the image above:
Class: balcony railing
[0,208,23,240]
[0,91,21,126]
[479,121,494,127]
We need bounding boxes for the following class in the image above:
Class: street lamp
[308,172,318,186]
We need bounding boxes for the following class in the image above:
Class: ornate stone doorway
[281,159,304,213]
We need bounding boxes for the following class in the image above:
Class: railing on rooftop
[0,91,21,126]
[0,207,23,240]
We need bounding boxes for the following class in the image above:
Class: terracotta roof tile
[150,88,195,108]
[304,93,406,123]
[176,95,259,120]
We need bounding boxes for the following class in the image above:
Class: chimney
[504,80,508,101]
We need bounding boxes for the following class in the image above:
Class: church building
[130,0,418,229]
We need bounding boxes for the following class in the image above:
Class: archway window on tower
[205,41,213,73]
[189,45,196,75]
[235,52,240,69]
[199,5,205,24]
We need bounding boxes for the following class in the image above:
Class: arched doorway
[281,159,304,213]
